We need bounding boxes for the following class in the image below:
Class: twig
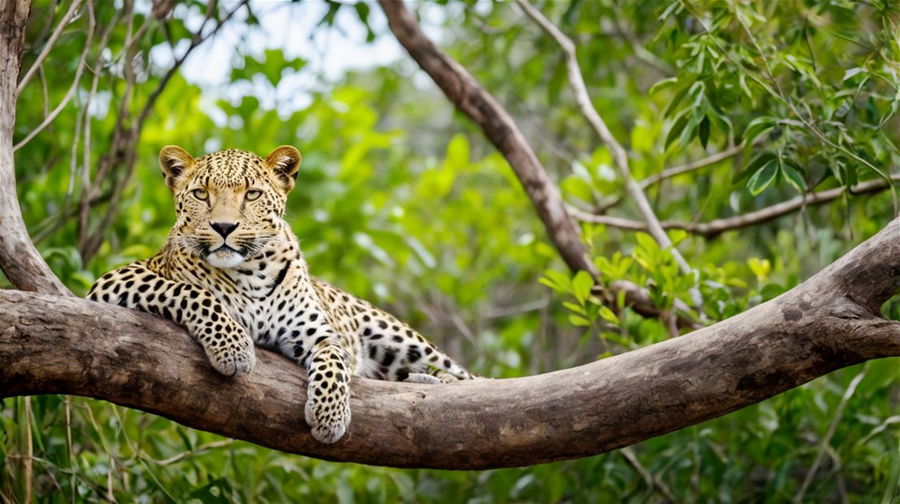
[793,370,866,502]
[641,142,745,191]
[516,0,693,276]
[148,439,236,465]
[687,4,899,213]
[485,298,549,319]
[378,0,699,329]
[12,3,95,152]
[621,447,678,502]
[23,397,33,504]
[78,0,249,263]
[570,176,899,237]
[16,0,83,96]
[0,0,71,295]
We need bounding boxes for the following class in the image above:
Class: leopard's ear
[159,145,196,190]
[264,145,302,193]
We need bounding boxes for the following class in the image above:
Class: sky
[146,1,454,119]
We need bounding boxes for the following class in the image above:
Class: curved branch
[0,0,69,295]
[515,0,693,275]
[1,218,897,469]
[378,0,698,328]
[378,0,593,277]
[569,176,899,237]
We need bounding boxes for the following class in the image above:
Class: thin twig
[621,447,679,502]
[378,0,699,328]
[147,439,236,465]
[794,370,866,502]
[570,176,899,236]
[641,142,745,190]
[16,0,83,96]
[23,397,33,504]
[688,3,899,213]
[12,4,96,152]
[516,0,693,276]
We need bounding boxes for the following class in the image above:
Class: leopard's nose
[210,221,239,238]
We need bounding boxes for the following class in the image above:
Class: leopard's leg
[303,339,352,444]
[87,262,255,377]
[358,317,473,383]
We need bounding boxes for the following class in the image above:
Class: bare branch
[794,370,866,503]
[515,0,693,275]
[0,218,897,469]
[378,0,699,328]
[641,142,745,191]
[12,0,95,152]
[15,0,82,96]
[77,0,248,262]
[570,176,899,237]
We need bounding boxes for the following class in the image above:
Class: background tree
[1,0,898,502]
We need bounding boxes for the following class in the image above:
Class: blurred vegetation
[1,0,898,502]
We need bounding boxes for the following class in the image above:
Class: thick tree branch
[1,218,897,469]
[0,0,69,295]
[569,176,899,237]
[378,0,698,328]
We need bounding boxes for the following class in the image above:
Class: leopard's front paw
[207,340,256,378]
[305,392,351,444]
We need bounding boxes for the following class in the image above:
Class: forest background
[1,0,899,502]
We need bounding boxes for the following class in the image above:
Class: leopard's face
[159,146,302,269]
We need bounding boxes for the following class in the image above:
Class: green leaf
[743,116,776,145]
[648,77,678,96]
[597,305,619,324]
[663,86,690,118]
[572,270,594,304]
[563,301,586,314]
[698,115,710,149]
[734,151,776,184]
[781,162,806,191]
[746,160,778,195]
[665,110,689,148]
[569,314,592,327]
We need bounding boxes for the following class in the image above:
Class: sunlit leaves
[230,49,306,88]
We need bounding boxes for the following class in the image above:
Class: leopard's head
[159,146,302,269]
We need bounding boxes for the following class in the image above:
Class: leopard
[86,145,473,444]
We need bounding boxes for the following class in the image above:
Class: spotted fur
[87,146,473,444]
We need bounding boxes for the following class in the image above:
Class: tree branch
[515,0,693,276]
[15,0,82,96]
[569,176,899,237]
[378,0,698,328]
[1,218,897,469]
[0,0,69,295]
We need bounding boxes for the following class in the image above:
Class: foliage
[1,0,898,502]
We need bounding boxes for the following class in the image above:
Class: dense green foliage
[2,0,898,502]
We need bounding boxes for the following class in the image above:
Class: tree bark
[0,0,70,295]
[1,218,897,469]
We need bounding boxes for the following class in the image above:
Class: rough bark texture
[0,0,70,296]
[1,218,897,469]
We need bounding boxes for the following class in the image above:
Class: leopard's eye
[246,189,263,201]
[192,188,208,201]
